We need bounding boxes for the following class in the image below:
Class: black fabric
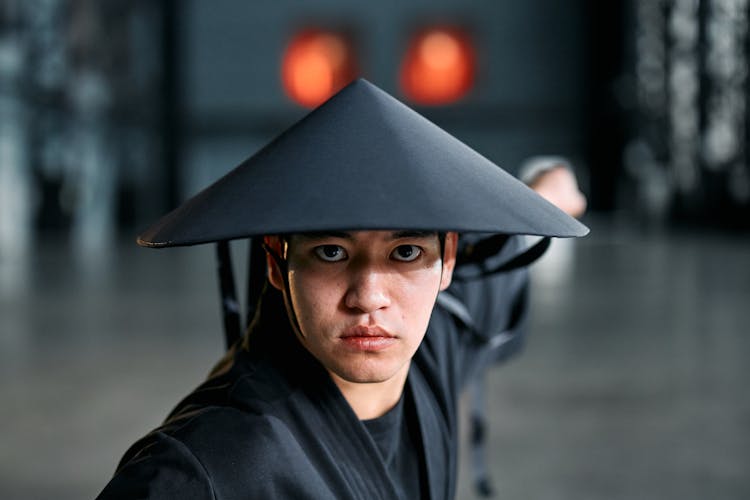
[362,389,427,500]
[97,236,531,500]
[362,395,404,466]
[400,388,430,500]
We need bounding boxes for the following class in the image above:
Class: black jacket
[97,238,529,500]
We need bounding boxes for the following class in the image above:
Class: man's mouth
[339,325,397,351]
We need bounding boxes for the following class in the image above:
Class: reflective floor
[1,215,749,499]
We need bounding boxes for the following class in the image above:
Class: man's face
[266,230,457,386]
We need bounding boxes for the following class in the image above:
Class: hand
[528,165,587,218]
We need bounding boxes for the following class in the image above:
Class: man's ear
[264,235,285,291]
[439,232,458,291]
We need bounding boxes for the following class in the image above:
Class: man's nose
[344,268,391,313]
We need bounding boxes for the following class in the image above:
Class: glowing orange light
[281,29,358,108]
[400,27,476,105]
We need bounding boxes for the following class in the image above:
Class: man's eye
[391,245,422,262]
[314,245,347,262]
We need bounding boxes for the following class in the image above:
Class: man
[97,79,587,499]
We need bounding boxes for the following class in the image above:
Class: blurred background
[0,0,748,498]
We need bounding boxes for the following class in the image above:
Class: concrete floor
[1,215,748,499]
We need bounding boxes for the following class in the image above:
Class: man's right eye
[314,245,347,262]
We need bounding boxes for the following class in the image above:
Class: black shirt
[362,389,428,500]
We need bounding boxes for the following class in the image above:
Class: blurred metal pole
[161,0,181,212]
[0,20,33,294]
[69,69,116,256]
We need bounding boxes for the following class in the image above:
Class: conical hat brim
[138,79,588,248]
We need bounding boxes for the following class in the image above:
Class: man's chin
[334,369,394,385]
[329,361,406,386]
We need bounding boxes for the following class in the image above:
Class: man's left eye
[314,245,347,262]
[391,245,421,262]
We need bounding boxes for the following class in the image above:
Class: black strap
[454,236,551,281]
[435,292,476,331]
[216,241,242,348]
[456,234,510,266]
[245,238,267,329]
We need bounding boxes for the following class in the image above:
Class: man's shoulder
[168,404,304,460]
[117,350,304,465]
[123,403,292,461]
[102,406,331,499]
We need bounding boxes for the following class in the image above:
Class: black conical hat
[138,79,587,248]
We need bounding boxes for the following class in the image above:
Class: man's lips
[340,325,395,339]
[339,325,397,351]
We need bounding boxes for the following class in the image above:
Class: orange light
[400,27,476,105]
[281,29,358,108]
